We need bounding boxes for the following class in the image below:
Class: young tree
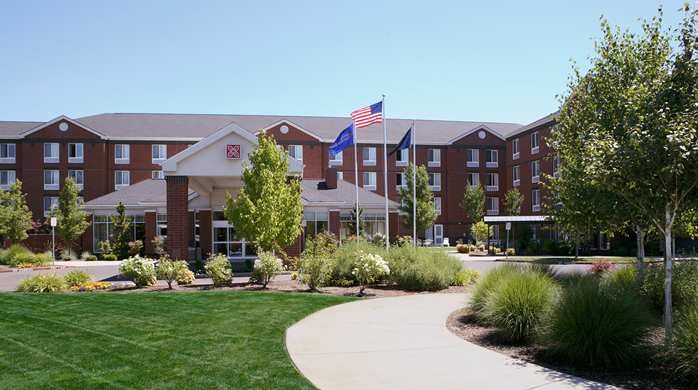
[552,7,698,343]
[503,188,523,216]
[0,180,32,242]
[52,177,89,258]
[346,204,366,238]
[225,133,302,253]
[111,202,132,259]
[461,184,485,222]
[398,163,437,237]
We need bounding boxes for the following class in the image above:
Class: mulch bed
[446,308,692,390]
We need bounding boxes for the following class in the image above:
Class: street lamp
[50,217,57,265]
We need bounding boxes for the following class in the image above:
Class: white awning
[483,215,551,223]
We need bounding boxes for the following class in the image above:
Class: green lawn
[0,291,353,389]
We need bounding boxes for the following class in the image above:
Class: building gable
[263,120,322,143]
[22,116,104,140]
[450,126,506,147]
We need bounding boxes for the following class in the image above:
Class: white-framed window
[329,150,343,166]
[427,148,441,167]
[467,172,479,188]
[486,172,499,192]
[68,169,84,191]
[362,147,376,166]
[485,149,498,168]
[0,170,16,190]
[512,165,520,187]
[466,148,479,167]
[396,172,406,190]
[115,170,130,190]
[553,154,561,177]
[43,169,59,190]
[337,171,344,181]
[288,145,303,162]
[115,144,130,164]
[512,138,520,160]
[486,197,499,215]
[152,144,167,163]
[434,196,442,216]
[43,196,58,217]
[43,143,59,163]
[68,143,84,163]
[531,160,541,183]
[531,131,540,154]
[396,148,408,166]
[0,143,16,164]
[428,172,441,191]
[152,170,165,180]
[362,171,377,191]
[532,189,541,212]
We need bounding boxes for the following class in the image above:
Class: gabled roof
[0,121,43,138]
[302,179,399,210]
[507,111,558,138]
[82,179,197,209]
[20,115,106,139]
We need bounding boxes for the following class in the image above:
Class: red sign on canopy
[226,144,241,160]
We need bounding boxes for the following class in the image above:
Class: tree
[461,184,485,222]
[225,133,303,253]
[52,177,89,257]
[398,163,437,237]
[346,204,366,238]
[552,6,698,343]
[503,188,523,216]
[111,202,132,259]
[0,180,32,242]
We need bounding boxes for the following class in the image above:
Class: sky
[0,0,688,125]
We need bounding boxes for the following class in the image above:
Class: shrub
[151,235,166,256]
[602,265,638,293]
[80,251,91,260]
[70,281,111,292]
[298,255,332,291]
[453,269,479,286]
[481,269,558,343]
[471,221,489,244]
[156,257,191,289]
[205,254,233,286]
[590,260,613,275]
[352,252,390,295]
[303,232,338,258]
[64,270,91,288]
[456,244,470,254]
[396,235,413,247]
[85,254,98,261]
[369,233,386,247]
[250,251,283,288]
[674,308,698,383]
[17,274,66,293]
[98,240,113,256]
[0,245,45,267]
[642,262,698,314]
[470,264,522,314]
[128,240,144,256]
[119,255,157,287]
[543,275,652,368]
[387,247,462,291]
[505,248,515,256]
[101,254,118,261]
[176,267,195,285]
[330,241,383,284]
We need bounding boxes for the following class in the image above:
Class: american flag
[351,101,383,128]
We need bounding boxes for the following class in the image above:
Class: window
[553,154,561,177]
[68,169,84,191]
[512,165,520,187]
[434,196,442,216]
[0,170,16,189]
[362,147,376,166]
[396,172,406,190]
[115,144,130,164]
[329,150,343,165]
[531,131,540,154]
[115,170,130,190]
[531,160,541,183]
[212,219,256,258]
[466,149,479,167]
[0,143,16,163]
[152,170,165,180]
[512,138,520,160]
[362,171,377,190]
[396,148,408,166]
[467,172,479,188]
[428,172,441,191]
[157,213,168,237]
[43,196,58,217]
[152,144,167,163]
[43,169,59,190]
[93,215,145,253]
[427,148,441,167]
[68,143,84,163]
[486,197,499,215]
[486,172,499,191]
[532,189,541,212]
[43,143,59,163]
[485,149,498,168]
[303,211,330,239]
[287,145,303,162]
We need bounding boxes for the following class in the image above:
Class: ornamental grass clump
[250,251,284,288]
[205,254,233,286]
[386,247,463,291]
[642,262,698,315]
[673,308,698,383]
[352,251,389,295]
[17,274,66,293]
[470,264,521,315]
[543,274,652,369]
[63,270,91,288]
[119,255,157,288]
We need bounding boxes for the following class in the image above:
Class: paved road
[286,293,613,389]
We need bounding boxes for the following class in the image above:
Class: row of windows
[327,146,500,168]
[38,169,165,192]
[511,156,560,187]
[511,131,540,160]
[3,143,169,165]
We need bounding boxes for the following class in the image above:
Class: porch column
[166,176,189,260]
[389,211,400,242]
[329,209,340,238]
[144,211,157,256]
[198,209,212,259]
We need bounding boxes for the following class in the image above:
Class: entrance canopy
[484,215,552,223]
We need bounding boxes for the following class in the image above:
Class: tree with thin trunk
[111,202,132,260]
[461,184,485,221]
[503,188,523,250]
[398,163,436,237]
[0,180,32,243]
[52,177,89,258]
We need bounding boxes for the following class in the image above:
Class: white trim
[447,124,506,144]
[258,119,323,142]
[484,215,550,223]
[107,136,203,142]
[20,115,106,139]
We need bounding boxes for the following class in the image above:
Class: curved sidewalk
[286,293,614,390]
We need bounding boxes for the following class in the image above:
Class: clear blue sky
[0,0,686,125]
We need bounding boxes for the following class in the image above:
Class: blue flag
[389,127,412,156]
[329,123,354,157]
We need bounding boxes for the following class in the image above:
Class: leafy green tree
[346,204,366,238]
[111,202,132,259]
[461,184,485,223]
[52,177,89,257]
[551,6,698,343]
[225,133,302,253]
[471,221,489,244]
[0,180,32,242]
[398,163,436,237]
[503,188,523,216]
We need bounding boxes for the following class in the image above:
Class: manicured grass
[0,291,353,389]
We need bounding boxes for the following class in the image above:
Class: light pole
[50,217,57,265]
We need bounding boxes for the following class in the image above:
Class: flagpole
[353,121,360,238]
[412,120,417,248]
[381,95,389,250]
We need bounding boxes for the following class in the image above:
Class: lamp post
[50,217,57,265]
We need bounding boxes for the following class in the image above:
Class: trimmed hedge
[386,246,463,291]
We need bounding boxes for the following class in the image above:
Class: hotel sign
[226,144,241,160]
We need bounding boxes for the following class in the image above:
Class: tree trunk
[574,234,580,259]
[664,208,674,346]
[635,226,646,287]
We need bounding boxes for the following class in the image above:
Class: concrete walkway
[286,293,614,390]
